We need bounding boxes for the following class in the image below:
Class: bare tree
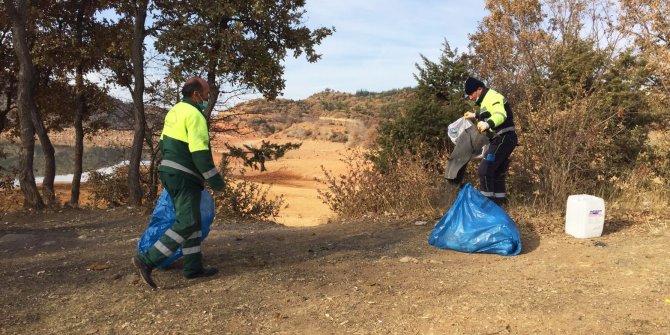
[619,0,670,98]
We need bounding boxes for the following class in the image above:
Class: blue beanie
[464,77,485,95]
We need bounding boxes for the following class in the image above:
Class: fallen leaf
[87,263,111,271]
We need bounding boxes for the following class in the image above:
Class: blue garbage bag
[428,183,522,256]
[137,189,216,268]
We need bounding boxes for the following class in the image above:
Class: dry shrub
[0,149,14,191]
[87,165,152,207]
[213,160,285,222]
[318,149,451,219]
[510,87,650,209]
[87,158,285,222]
[610,149,670,211]
[510,96,599,208]
[0,173,15,191]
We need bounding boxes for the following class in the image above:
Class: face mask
[199,99,209,110]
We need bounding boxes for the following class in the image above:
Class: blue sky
[278,0,487,100]
[99,1,488,104]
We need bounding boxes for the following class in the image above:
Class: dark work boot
[184,267,219,279]
[132,256,157,289]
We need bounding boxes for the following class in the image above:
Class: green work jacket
[158,98,224,190]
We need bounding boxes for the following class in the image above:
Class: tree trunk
[4,0,44,209]
[31,100,56,206]
[142,113,159,203]
[17,116,41,209]
[67,3,87,208]
[68,64,86,208]
[0,88,12,132]
[144,129,159,203]
[205,68,218,121]
[127,0,148,206]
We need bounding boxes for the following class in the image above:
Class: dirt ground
[0,206,669,335]
[214,139,351,227]
[2,127,669,334]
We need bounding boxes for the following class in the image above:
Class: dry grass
[213,160,286,222]
[317,149,449,220]
[86,165,153,207]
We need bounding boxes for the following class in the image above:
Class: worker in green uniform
[133,77,225,289]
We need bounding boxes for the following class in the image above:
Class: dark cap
[464,77,485,95]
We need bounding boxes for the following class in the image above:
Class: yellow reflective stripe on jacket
[481,89,507,128]
[160,101,211,153]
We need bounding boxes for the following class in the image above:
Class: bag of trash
[444,117,488,184]
[428,183,522,256]
[444,126,488,182]
[447,116,472,144]
[137,189,215,268]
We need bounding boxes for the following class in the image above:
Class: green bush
[371,42,469,171]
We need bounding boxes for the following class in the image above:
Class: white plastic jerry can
[565,194,605,238]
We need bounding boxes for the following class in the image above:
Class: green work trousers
[138,171,204,276]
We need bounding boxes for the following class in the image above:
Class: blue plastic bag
[428,183,522,256]
[137,189,216,268]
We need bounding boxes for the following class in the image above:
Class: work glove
[463,111,476,120]
[208,175,225,192]
[477,121,490,132]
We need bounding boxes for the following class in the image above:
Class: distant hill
[214,88,415,140]
[91,98,168,131]
[95,87,415,134]
[86,88,414,147]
